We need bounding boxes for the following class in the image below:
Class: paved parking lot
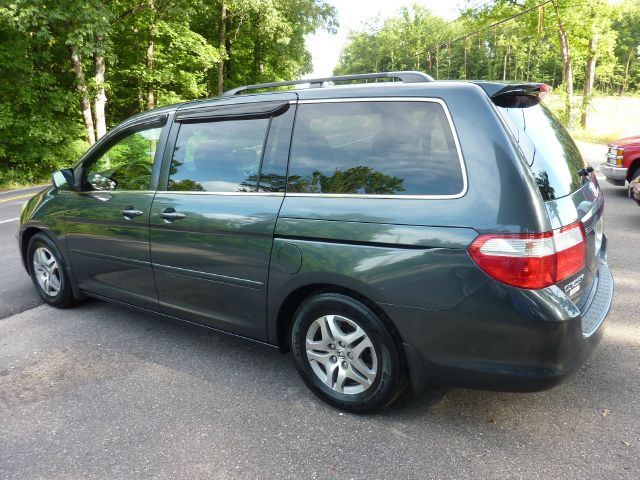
[1,151,639,479]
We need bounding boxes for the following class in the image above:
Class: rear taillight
[468,222,586,289]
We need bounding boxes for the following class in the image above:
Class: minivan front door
[150,95,296,340]
[64,118,167,309]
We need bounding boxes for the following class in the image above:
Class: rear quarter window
[498,103,585,200]
[287,100,465,196]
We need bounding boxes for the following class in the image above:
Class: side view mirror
[51,168,76,190]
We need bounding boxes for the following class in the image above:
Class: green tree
[612,0,640,94]
[336,0,628,129]
[0,1,336,187]
[9,0,115,143]
[0,7,88,185]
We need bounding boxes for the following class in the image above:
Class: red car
[601,136,640,187]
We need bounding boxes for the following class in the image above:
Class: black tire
[291,293,406,413]
[628,166,640,198]
[27,233,77,308]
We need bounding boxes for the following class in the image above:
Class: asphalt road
[1,153,639,479]
[0,185,47,319]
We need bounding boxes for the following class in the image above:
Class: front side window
[287,101,464,196]
[83,127,162,191]
[168,118,270,192]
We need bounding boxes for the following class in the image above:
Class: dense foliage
[336,0,640,127]
[3,0,639,188]
[0,0,336,186]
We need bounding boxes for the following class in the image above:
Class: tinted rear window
[288,101,464,196]
[498,104,585,200]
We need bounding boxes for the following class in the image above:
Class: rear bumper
[387,260,614,393]
[601,164,627,186]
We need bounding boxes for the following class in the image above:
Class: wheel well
[627,158,640,181]
[20,227,43,271]
[275,283,405,353]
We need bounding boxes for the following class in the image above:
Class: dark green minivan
[19,72,613,412]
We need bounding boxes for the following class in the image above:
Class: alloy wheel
[305,314,378,394]
[32,247,61,297]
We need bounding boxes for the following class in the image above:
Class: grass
[569,129,623,145]
[0,174,49,192]
[545,93,640,145]
[0,181,44,192]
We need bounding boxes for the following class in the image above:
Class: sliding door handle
[121,207,144,218]
[160,208,186,221]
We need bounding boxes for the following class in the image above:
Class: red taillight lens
[555,222,587,281]
[468,222,586,290]
[539,83,552,98]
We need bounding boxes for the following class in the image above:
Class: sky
[305,0,465,78]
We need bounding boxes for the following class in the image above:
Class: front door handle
[121,207,144,218]
[160,208,186,221]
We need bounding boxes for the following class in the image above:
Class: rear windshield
[497,103,585,201]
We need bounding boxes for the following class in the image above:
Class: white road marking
[0,218,19,224]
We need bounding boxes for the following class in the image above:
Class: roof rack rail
[222,71,434,96]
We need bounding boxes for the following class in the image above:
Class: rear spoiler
[473,82,552,108]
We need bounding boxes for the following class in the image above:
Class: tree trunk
[216,1,227,96]
[526,43,531,82]
[252,14,261,84]
[553,0,573,127]
[93,35,107,140]
[581,32,598,128]
[69,46,96,145]
[463,41,467,80]
[622,50,633,96]
[503,45,509,81]
[146,27,155,109]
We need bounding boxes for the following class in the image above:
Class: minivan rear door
[494,95,604,308]
[149,93,296,341]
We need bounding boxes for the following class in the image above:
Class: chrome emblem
[564,274,584,297]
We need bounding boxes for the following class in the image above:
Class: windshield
[497,103,585,201]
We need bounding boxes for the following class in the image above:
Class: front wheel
[27,233,77,308]
[291,293,406,413]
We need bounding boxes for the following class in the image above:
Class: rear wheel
[27,233,77,308]
[291,293,406,413]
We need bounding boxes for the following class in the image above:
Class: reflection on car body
[19,72,614,412]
